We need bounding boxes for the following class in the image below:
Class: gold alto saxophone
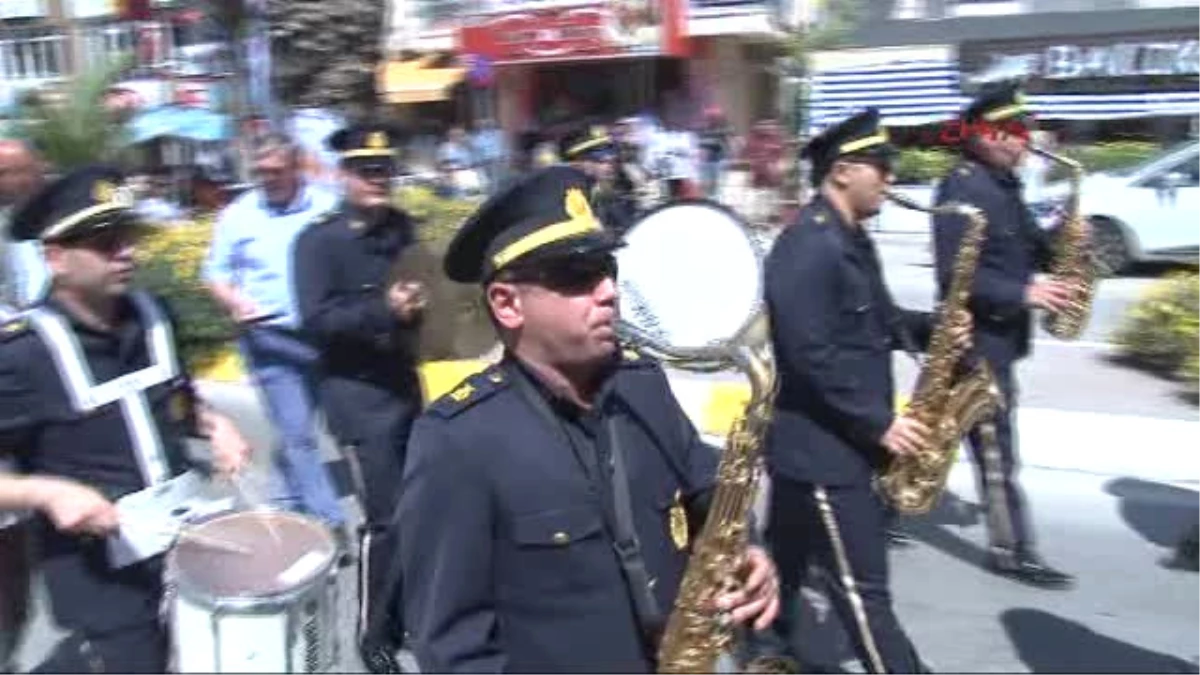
[876,191,1004,515]
[638,313,788,674]
[1029,146,1096,341]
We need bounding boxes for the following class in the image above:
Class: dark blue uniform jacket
[933,159,1055,364]
[764,196,932,486]
[398,350,719,673]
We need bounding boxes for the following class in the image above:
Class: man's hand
[228,296,262,323]
[387,281,428,322]
[33,477,119,536]
[1024,278,1073,313]
[714,545,780,631]
[880,415,930,457]
[948,308,973,352]
[206,412,251,477]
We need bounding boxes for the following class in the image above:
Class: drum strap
[25,291,180,486]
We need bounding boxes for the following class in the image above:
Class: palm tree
[12,57,134,172]
[268,0,387,118]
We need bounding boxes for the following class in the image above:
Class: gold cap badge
[93,180,134,208]
[564,187,595,224]
[367,131,389,149]
[93,180,115,203]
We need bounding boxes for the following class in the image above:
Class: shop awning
[809,59,966,133]
[379,55,465,104]
[809,58,1200,133]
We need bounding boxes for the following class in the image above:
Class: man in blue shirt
[1,139,50,310]
[203,133,346,536]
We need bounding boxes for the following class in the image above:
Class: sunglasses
[503,253,618,294]
[352,162,397,181]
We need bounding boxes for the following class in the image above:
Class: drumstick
[177,531,253,556]
[228,473,283,547]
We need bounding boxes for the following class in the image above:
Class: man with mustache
[397,165,780,672]
[293,123,425,674]
[0,165,251,672]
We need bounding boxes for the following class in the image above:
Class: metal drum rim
[167,507,337,608]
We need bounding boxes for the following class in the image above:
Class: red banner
[459,0,688,65]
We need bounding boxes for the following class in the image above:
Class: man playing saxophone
[931,81,1079,589]
[760,108,971,673]
[397,166,779,673]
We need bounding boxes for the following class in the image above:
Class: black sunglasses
[503,253,618,294]
[352,161,397,181]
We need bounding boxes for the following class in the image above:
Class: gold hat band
[839,131,889,155]
[342,149,397,159]
[983,103,1027,122]
[566,136,611,158]
[491,215,602,270]
[42,202,128,241]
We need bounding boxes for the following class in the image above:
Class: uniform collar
[505,351,621,417]
[963,155,1022,189]
[42,293,146,360]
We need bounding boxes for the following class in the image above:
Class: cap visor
[50,211,151,244]
[507,230,624,269]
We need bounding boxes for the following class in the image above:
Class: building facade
[806,0,1199,142]
[382,0,798,138]
[2,0,226,116]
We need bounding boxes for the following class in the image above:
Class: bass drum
[616,198,765,359]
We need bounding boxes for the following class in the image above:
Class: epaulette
[0,316,31,342]
[955,163,976,179]
[426,365,510,418]
[618,346,657,368]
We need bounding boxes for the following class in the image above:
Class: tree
[268,0,387,118]
[12,58,133,172]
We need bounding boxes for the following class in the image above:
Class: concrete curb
[200,368,1200,486]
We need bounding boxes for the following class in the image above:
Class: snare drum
[167,510,339,673]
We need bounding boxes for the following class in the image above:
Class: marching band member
[397,166,779,673]
[0,165,251,673]
[932,81,1075,589]
[558,124,636,236]
[760,109,970,673]
[293,123,423,674]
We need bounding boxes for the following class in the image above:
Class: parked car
[1032,140,1199,275]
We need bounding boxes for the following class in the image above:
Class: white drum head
[617,200,761,352]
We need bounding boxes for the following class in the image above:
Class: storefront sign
[458,0,687,64]
[961,31,1199,94]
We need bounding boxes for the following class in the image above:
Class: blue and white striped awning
[809,59,967,133]
[808,58,1200,134]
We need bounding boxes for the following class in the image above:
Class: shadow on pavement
[897,489,991,572]
[1102,477,1199,549]
[1002,607,1199,673]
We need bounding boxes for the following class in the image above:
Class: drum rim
[168,507,338,608]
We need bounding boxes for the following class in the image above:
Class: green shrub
[135,189,489,370]
[1113,272,1199,389]
[893,148,956,185]
[1050,141,1162,181]
[134,219,234,371]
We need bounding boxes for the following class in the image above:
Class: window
[891,0,928,19]
[948,0,1026,17]
[1165,154,1200,186]
[0,29,66,81]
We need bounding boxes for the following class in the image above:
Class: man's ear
[828,160,853,190]
[42,242,67,277]
[486,282,524,331]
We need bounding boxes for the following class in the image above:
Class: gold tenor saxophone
[876,191,1004,515]
[628,313,786,674]
[1028,147,1096,341]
